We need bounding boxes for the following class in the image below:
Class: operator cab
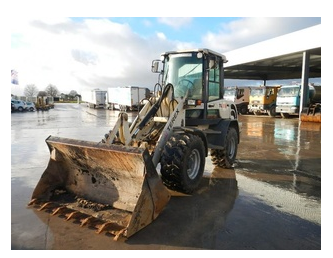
[152,49,229,124]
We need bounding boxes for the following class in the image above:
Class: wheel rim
[187,149,200,179]
[227,137,236,159]
[231,110,236,119]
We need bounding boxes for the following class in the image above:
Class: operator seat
[191,79,202,98]
[186,79,203,121]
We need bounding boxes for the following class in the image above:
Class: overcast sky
[10,6,321,96]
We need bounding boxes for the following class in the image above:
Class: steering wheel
[175,79,194,97]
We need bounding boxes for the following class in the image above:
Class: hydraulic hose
[132,83,173,137]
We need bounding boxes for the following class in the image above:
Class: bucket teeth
[65,211,80,221]
[114,228,127,241]
[96,222,127,237]
[51,206,67,215]
[27,198,37,206]
[80,216,94,227]
[28,198,133,240]
[28,136,171,240]
[96,222,112,234]
[38,202,53,211]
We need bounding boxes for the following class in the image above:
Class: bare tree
[37,91,47,97]
[69,90,78,99]
[24,84,39,97]
[45,84,59,97]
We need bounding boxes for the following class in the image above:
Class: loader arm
[131,83,175,137]
[103,84,182,151]
[150,98,186,166]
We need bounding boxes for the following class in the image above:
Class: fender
[173,126,209,157]
[206,119,240,149]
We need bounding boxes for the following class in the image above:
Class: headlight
[186,99,196,106]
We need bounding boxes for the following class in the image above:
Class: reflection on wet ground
[11,103,321,250]
[238,116,321,198]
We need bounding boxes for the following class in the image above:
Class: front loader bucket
[300,104,321,123]
[28,136,170,240]
[300,113,321,123]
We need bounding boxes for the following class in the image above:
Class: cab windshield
[163,52,203,98]
[224,89,236,97]
[278,86,300,97]
[250,88,265,97]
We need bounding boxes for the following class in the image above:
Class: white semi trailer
[106,86,150,111]
[81,89,107,109]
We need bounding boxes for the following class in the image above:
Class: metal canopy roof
[223,25,321,82]
[224,48,321,80]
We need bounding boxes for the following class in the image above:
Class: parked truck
[224,86,251,114]
[248,85,281,117]
[81,89,107,109]
[106,86,150,111]
[276,83,321,122]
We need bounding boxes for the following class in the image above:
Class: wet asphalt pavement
[11,103,321,250]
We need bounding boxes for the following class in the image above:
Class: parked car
[25,101,36,111]
[11,100,27,112]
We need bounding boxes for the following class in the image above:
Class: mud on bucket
[28,136,171,240]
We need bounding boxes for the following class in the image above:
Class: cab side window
[208,60,220,101]
[238,89,244,98]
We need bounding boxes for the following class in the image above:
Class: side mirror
[151,60,160,73]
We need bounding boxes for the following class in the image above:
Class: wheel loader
[28,48,240,241]
[35,91,55,111]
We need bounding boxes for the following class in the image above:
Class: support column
[300,51,310,120]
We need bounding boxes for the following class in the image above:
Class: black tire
[160,133,205,194]
[239,105,248,115]
[281,112,290,118]
[18,107,23,112]
[211,127,238,168]
[119,105,128,112]
[268,105,277,117]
